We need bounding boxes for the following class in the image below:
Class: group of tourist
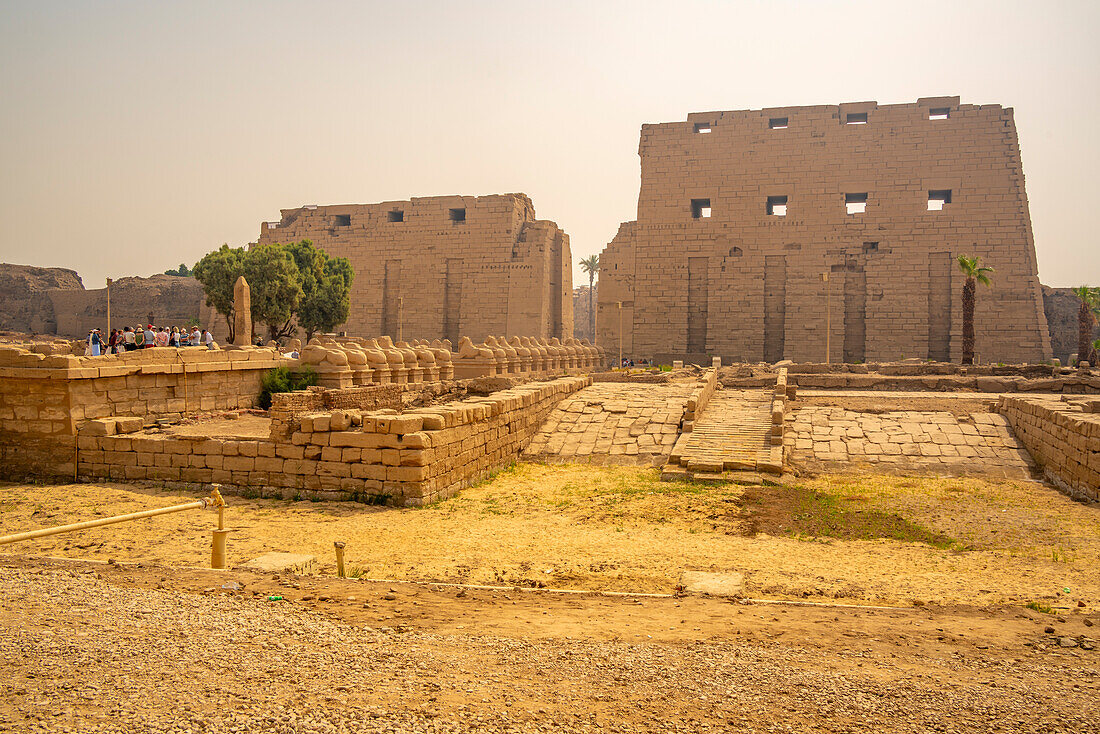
[84,324,214,356]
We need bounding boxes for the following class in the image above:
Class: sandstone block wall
[998,396,1100,502]
[257,194,573,343]
[75,376,589,506]
[598,97,1052,364]
[0,345,287,480]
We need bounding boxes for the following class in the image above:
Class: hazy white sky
[1,0,1097,289]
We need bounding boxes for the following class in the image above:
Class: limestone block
[81,418,117,436]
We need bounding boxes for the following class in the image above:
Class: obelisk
[233,276,252,347]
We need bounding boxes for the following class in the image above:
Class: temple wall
[598,97,1052,364]
[256,194,573,343]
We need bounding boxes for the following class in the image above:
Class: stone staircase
[662,369,790,480]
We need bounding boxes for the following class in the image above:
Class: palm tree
[579,254,600,342]
[1072,285,1099,366]
[957,255,994,365]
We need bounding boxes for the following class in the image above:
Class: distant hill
[0,263,211,337]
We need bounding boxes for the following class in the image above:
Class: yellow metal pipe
[0,496,213,546]
[211,529,230,569]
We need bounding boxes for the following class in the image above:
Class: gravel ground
[2,559,1098,733]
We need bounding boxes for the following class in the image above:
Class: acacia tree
[1072,285,1099,365]
[192,244,245,342]
[957,255,994,365]
[579,254,600,342]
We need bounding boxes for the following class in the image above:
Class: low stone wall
[998,396,1100,502]
[0,345,287,480]
[591,371,671,384]
[781,362,1062,377]
[269,385,404,440]
[681,369,717,431]
[75,376,590,506]
[723,370,1100,393]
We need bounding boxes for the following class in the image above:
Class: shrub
[258,365,318,409]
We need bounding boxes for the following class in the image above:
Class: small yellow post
[334,541,346,578]
[209,486,229,570]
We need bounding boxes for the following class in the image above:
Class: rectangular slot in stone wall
[443,258,463,344]
[382,259,401,338]
[928,252,952,361]
[843,261,867,364]
[687,257,709,353]
[764,256,787,362]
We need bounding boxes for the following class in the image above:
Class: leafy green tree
[192,244,245,342]
[579,254,600,342]
[243,243,303,341]
[193,240,354,343]
[298,253,354,341]
[956,255,994,365]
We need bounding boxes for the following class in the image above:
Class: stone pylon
[233,276,252,347]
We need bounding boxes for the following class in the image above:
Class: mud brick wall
[257,194,573,343]
[0,345,287,481]
[998,396,1100,502]
[598,97,1051,364]
[76,376,590,506]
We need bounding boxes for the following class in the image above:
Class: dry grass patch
[1,465,1097,607]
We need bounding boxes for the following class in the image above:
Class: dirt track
[1,556,1098,733]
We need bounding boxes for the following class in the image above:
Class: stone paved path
[665,390,779,475]
[522,382,697,465]
[785,407,1036,478]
